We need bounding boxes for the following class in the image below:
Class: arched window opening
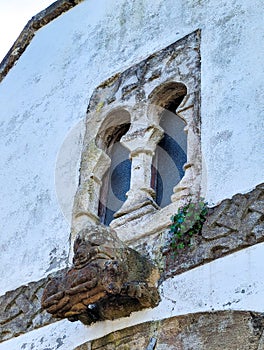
[98,122,131,225]
[72,31,201,239]
[150,83,187,208]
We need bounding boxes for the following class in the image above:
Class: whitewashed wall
[0,0,263,298]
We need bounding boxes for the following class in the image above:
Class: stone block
[241,211,262,233]
[202,225,231,240]
[76,311,264,350]
[249,200,264,214]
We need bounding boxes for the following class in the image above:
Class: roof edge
[0,0,84,83]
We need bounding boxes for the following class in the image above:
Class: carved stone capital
[120,124,164,156]
[42,225,160,325]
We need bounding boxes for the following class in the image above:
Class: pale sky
[0,0,55,62]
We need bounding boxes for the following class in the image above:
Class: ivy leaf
[168,198,208,254]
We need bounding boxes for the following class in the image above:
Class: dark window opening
[152,97,187,208]
[98,123,131,225]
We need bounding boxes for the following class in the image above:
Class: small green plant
[169,199,208,254]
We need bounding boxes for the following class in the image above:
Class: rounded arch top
[147,82,187,123]
[95,108,131,151]
[148,81,187,109]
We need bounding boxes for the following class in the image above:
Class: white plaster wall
[0,0,263,295]
[1,243,264,350]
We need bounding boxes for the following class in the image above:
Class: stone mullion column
[129,150,155,199]
[112,124,163,222]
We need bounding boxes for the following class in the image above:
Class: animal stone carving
[42,225,160,325]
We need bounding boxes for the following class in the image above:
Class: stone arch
[148,82,188,207]
[147,81,201,206]
[148,81,187,113]
[72,108,132,234]
[95,108,131,151]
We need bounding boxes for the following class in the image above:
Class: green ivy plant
[169,199,208,254]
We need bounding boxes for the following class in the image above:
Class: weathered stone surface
[0,0,83,83]
[42,225,160,325]
[164,183,264,278]
[75,311,264,350]
[0,272,64,343]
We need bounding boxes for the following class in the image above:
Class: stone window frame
[72,30,201,244]
[97,116,131,225]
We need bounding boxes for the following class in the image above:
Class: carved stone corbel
[41,224,160,325]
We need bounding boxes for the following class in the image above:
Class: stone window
[72,30,201,242]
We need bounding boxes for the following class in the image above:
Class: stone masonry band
[75,311,264,350]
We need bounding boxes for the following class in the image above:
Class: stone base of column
[110,190,159,229]
[110,202,158,229]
